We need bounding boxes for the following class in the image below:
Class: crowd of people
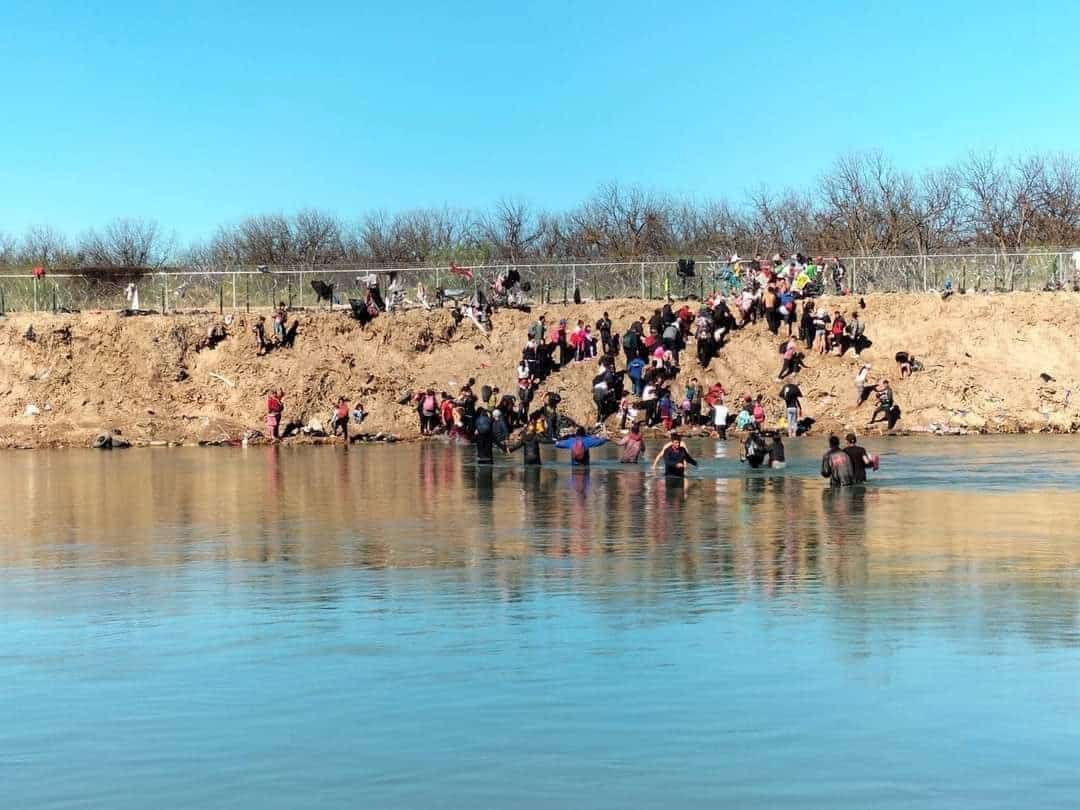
[252,251,908,486]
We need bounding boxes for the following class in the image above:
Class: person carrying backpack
[742,429,769,468]
[555,426,608,466]
[473,406,499,463]
[662,321,680,363]
[752,396,767,429]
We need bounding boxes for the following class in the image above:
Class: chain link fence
[2,251,1078,314]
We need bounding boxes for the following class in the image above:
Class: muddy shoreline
[1,293,1078,450]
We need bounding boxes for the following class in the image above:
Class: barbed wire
[1,251,1077,313]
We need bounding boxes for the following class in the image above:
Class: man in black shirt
[597,312,613,354]
[821,435,856,487]
[843,432,871,483]
[651,433,698,477]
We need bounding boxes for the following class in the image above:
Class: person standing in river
[555,426,608,466]
[473,405,500,464]
[651,433,698,477]
[821,435,856,487]
[616,423,646,462]
[491,408,510,448]
[507,420,552,466]
[844,433,872,483]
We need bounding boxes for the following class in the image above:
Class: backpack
[571,438,587,463]
[422,395,436,414]
[475,414,492,435]
[753,403,765,421]
[663,324,678,342]
[622,331,637,350]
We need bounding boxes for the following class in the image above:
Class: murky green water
[2,437,1079,808]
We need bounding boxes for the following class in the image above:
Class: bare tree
[746,188,817,255]
[477,199,543,261]
[1032,152,1080,246]
[79,218,172,268]
[293,209,346,266]
[567,183,675,258]
[21,225,72,266]
[0,231,17,266]
[910,168,963,253]
[12,148,1080,272]
[957,151,1041,252]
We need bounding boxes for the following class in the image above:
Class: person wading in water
[651,433,698,478]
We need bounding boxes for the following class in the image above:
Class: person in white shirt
[713,401,729,439]
[855,363,874,405]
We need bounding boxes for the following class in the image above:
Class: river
[2,436,1078,808]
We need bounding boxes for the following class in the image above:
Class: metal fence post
[33,277,38,312]
[300,271,304,307]
[640,262,645,299]
[232,272,238,310]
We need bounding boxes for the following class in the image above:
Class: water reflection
[3,441,1080,809]
[2,441,1078,649]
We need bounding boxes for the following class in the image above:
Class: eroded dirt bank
[1,293,1078,449]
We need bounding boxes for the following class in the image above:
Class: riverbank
[1,292,1078,449]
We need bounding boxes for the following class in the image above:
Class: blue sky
[2,0,1078,242]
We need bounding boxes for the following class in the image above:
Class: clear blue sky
[2,0,1078,242]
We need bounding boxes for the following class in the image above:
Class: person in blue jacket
[627,356,646,396]
[555,426,608,466]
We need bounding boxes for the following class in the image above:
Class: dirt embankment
[0,293,1078,449]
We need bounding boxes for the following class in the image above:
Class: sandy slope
[0,292,1077,448]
